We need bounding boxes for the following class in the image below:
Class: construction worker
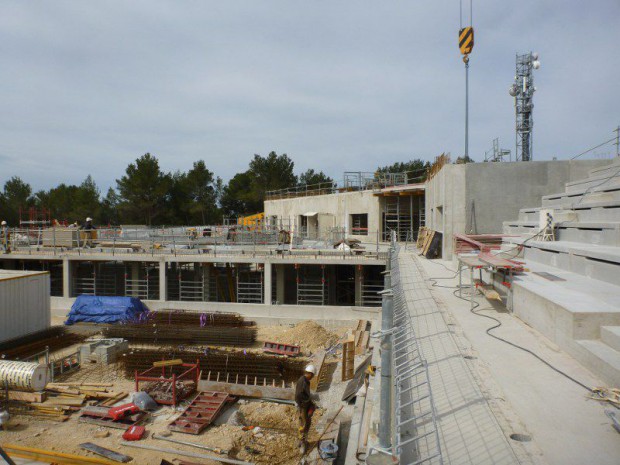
[295,364,317,452]
[0,221,9,253]
[80,217,96,247]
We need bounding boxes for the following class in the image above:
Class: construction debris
[590,387,620,407]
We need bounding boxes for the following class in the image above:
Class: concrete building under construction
[1,156,620,465]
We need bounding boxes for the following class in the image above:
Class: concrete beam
[275,264,285,304]
[159,260,166,301]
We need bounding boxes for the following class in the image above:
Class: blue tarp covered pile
[65,295,148,325]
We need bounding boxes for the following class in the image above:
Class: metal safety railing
[389,240,443,465]
[361,283,383,306]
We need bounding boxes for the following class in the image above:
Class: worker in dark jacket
[295,364,316,452]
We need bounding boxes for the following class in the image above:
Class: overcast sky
[0,0,618,193]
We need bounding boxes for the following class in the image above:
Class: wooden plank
[80,443,132,463]
[197,380,294,400]
[153,359,184,368]
[1,443,119,465]
[342,340,355,382]
[342,355,372,402]
[310,351,327,391]
[100,392,127,407]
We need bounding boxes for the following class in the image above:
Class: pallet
[168,391,232,435]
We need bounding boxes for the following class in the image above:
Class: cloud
[0,0,618,192]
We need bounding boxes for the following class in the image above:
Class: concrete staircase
[501,157,620,386]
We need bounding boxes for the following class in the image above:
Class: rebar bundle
[137,310,250,327]
[118,347,306,384]
[0,326,90,360]
[102,324,257,346]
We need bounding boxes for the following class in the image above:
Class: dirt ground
[1,399,326,465]
[0,320,355,464]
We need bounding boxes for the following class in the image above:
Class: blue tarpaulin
[65,295,148,325]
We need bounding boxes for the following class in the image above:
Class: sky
[0,0,618,193]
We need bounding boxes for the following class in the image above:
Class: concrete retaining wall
[425,160,611,258]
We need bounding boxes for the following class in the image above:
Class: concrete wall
[265,189,382,241]
[425,159,611,258]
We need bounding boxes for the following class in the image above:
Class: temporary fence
[388,240,443,465]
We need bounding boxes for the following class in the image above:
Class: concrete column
[159,260,166,302]
[203,263,211,301]
[62,258,71,298]
[130,262,140,297]
[264,261,272,305]
[275,264,285,304]
[354,265,363,306]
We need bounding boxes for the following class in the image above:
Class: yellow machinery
[237,212,265,230]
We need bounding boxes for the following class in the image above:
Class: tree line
[0,152,429,227]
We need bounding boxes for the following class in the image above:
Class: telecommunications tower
[509,52,541,161]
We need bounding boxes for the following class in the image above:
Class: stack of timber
[7,382,127,421]
[419,229,442,258]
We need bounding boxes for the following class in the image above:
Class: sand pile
[265,320,340,353]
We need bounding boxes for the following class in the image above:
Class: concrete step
[510,261,620,386]
[521,242,620,286]
[575,339,620,387]
[518,204,620,223]
[565,171,620,194]
[503,221,620,246]
[542,185,620,208]
[589,157,620,178]
[517,207,578,223]
[601,326,620,352]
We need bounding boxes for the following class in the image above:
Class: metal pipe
[119,442,255,465]
[378,257,393,449]
[152,433,229,455]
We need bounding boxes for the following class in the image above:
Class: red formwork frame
[135,359,200,407]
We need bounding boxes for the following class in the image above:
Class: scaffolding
[73,263,118,296]
[236,271,264,304]
[382,195,425,242]
[362,281,383,306]
[124,263,159,300]
[178,264,205,302]
[296,265,328,305]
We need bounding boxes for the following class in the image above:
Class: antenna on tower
[509,52,540,161]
